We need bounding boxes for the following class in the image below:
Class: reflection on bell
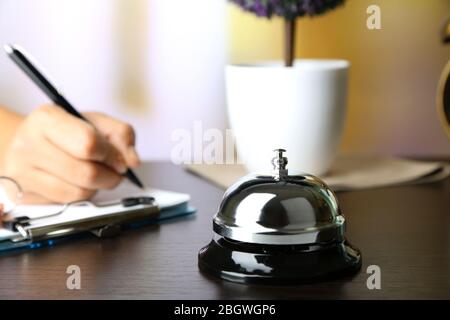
[198,149,362,284]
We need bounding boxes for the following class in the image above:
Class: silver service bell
[198,149,362,285]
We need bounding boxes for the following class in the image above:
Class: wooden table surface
[0,161,449,299]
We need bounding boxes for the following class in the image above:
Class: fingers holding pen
[35,105,128,174]
[30,138,123,190]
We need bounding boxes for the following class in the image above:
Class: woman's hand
[2,105,140,204]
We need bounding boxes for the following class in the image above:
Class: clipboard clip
[3,196,156,240]
[121,197,155,207]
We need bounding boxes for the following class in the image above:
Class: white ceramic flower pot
[226,59,349,176]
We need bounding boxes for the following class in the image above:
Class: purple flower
[229,0,345,20]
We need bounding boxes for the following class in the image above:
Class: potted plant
[226,0,348,175]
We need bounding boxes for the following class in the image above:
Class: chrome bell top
[213,149,345,245]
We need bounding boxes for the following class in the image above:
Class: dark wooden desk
[0,162,449,299]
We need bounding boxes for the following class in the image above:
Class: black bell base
[198,236,362,285]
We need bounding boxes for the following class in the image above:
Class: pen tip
[126,169,145,190]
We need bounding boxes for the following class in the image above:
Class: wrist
[0,107,25,174]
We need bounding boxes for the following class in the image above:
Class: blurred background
[0,0,449,160]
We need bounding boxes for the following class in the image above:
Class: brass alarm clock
[438,16,450,138]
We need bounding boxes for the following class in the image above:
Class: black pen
[4,44,144,189]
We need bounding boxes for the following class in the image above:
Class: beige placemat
[185,155,450,191]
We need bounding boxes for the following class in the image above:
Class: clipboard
[0,185,195,254]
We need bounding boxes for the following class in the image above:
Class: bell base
[198,236,362,285]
